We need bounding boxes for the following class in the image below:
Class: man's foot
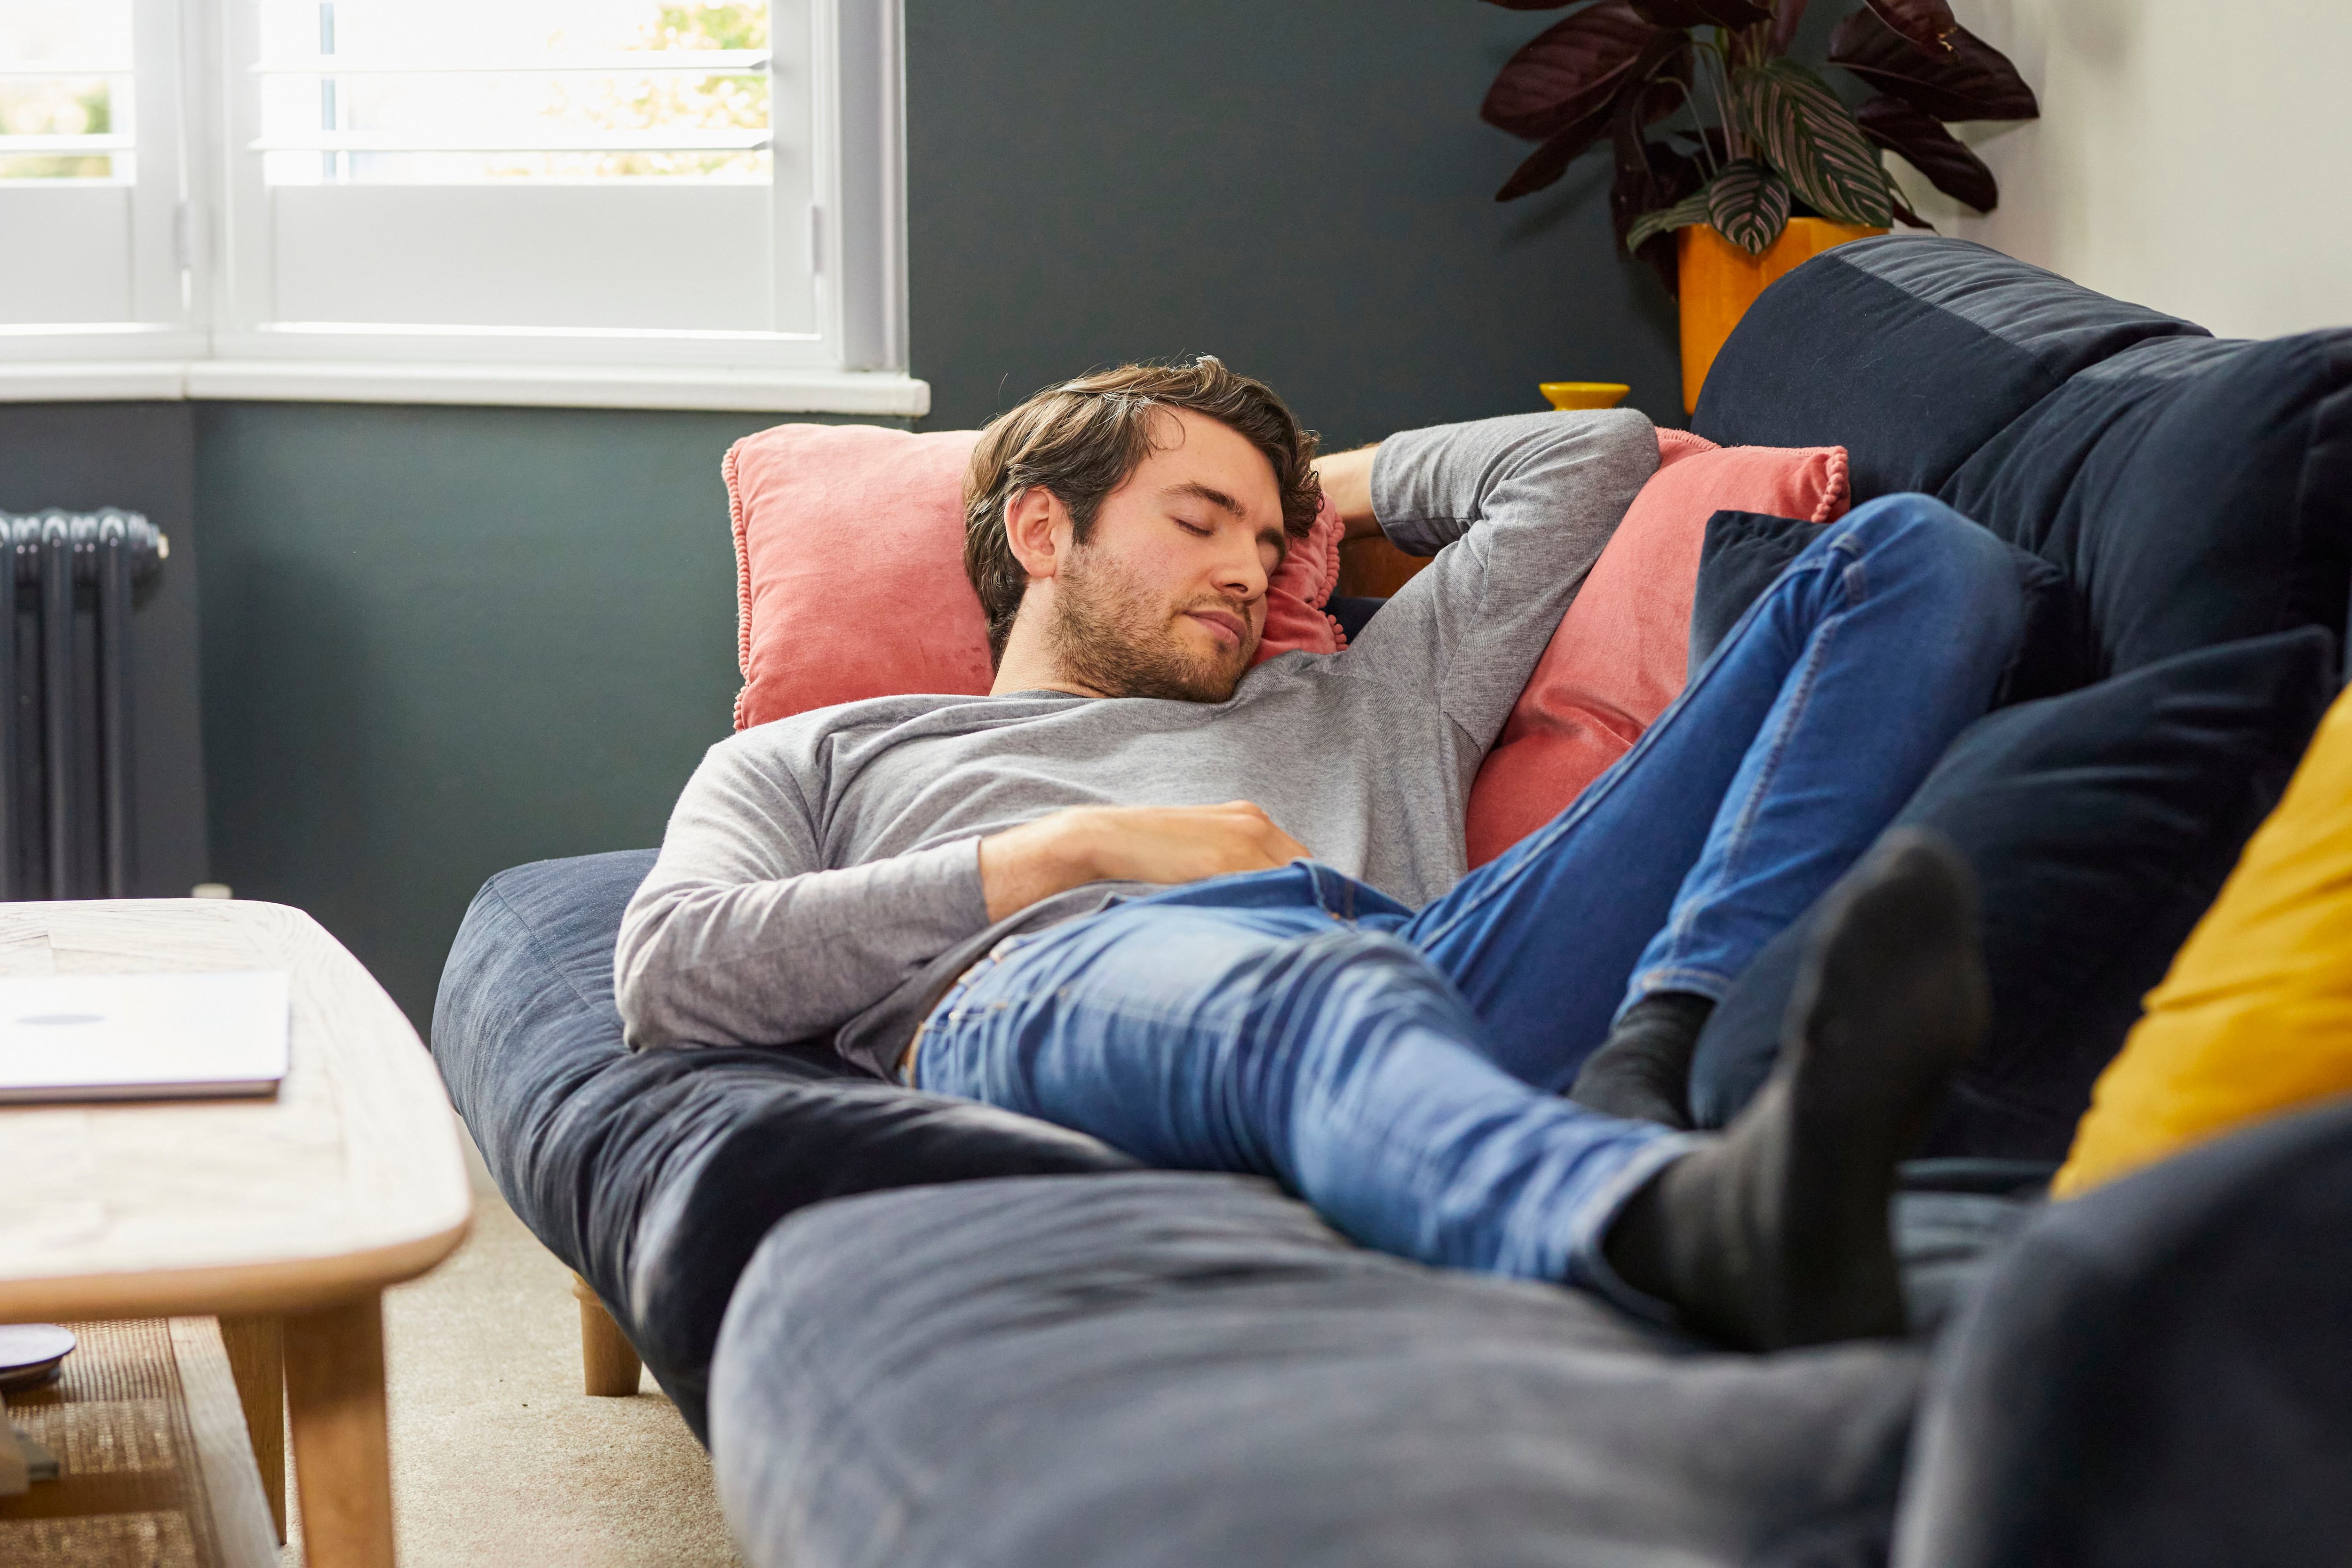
[1599,830,1989,1351]
[1566,992,1716,1130]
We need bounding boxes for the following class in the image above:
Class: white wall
[1889,0,2352,338]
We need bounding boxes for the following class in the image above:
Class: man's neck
[991,613,1108,699]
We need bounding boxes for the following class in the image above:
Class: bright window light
[0,0,133,183]
[254,0,774,185]
[0,0,914,409]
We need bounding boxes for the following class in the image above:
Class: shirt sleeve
[614,732,993,1051]
[1343,407,1659,754]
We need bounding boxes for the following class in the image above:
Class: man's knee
[1835,493,2022,637]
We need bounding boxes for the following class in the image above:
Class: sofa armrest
[432,849,1136,1441]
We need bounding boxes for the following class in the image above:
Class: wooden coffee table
[0,900,473,1568]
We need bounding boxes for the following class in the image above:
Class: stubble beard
[1048,543,1256,703]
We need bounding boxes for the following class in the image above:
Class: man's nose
[1211,534,1268,599]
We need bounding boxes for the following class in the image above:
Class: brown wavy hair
[962,357,1321,665]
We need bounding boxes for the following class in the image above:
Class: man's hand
[979,802,1311,922]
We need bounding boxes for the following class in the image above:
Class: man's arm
[615,738,988,1051]
[1314,443,1383,542]
[979,802,1311,920]
[1336,409,1658,752]
[617,737,1310,1050]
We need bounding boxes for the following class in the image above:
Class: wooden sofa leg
[572,1273,643,1396]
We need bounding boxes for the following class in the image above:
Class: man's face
[1044,409,1289,703]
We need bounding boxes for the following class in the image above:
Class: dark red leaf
[1481,1,1666,140]
[1597,33,1692,225]
[1496,24,1686,201]
[1621,26,1694,123]
[1829,9,2038,122]
[1611,90,1704,292]
[1862,0,1958,58]
[1495,105,1617,199]
[1770,0,1809,56]
[1629,0,1773,27]
[1857,94,1996,209]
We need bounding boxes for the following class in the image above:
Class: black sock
[1600,830,1988,1351]
[1565,991,1716,1130]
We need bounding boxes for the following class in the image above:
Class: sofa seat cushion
[709,1171,2003,1568]
[431,848,1136,1439]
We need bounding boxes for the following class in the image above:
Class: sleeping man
[617,357,2025,1351]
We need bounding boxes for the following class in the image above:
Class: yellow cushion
[2054,679,2352,1197]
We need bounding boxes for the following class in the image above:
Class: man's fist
[979,802,1312,922]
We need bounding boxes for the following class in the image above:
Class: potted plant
[1480,0,2038,411]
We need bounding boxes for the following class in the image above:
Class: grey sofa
[434,239,2352,1566]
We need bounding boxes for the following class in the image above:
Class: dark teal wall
[906,0,1684,442]
[192,403,884,1023]
[177,0,1681,1031]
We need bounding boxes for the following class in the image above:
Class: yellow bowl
[1540,381,1631,412]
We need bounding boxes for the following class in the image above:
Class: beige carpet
[278,1137,741,1567]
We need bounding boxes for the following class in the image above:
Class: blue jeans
[914,495,2024,1304]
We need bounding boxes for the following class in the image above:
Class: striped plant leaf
[1732,58,1892,227]
[1705,158,1792,255]
[1625,190,1711,255]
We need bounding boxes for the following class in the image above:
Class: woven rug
[0,1318,274,1568]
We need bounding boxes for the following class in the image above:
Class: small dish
[0,1323,76,1392]
[1540,381,1631,412]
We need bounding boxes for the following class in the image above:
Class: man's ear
[1003,486,1069,582]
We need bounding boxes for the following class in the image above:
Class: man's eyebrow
[1165,480,1244,516]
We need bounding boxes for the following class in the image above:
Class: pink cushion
[727,424,1345,730]
[1461,433,1851,867]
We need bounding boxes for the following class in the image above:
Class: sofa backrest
[1697,237,2352,683]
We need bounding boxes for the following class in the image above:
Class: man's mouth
[1182,607,1248,651]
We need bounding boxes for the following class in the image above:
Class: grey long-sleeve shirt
[617,408,1658,1075]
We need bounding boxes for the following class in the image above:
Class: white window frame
[0,0,923,414]
[0,0,206,367]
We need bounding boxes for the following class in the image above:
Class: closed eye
[1175,518,1212,538]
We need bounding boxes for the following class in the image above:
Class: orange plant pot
[1677,216,1885,415]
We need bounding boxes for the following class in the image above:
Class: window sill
[0,358,930,417]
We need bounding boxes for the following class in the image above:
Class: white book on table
[0,971,289,1104]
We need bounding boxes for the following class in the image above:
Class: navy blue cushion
[1940,331,2352,678]
[1898,1098,2352,1568]
[1327,595,1386,644]
[1688,627,2338,1159]
[1688,510,1818,673]
[1690,507,2089,705]
[431,850,1136,1439]
[1694,237,2205,501]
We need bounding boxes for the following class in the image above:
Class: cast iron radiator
[0,509,168,899]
